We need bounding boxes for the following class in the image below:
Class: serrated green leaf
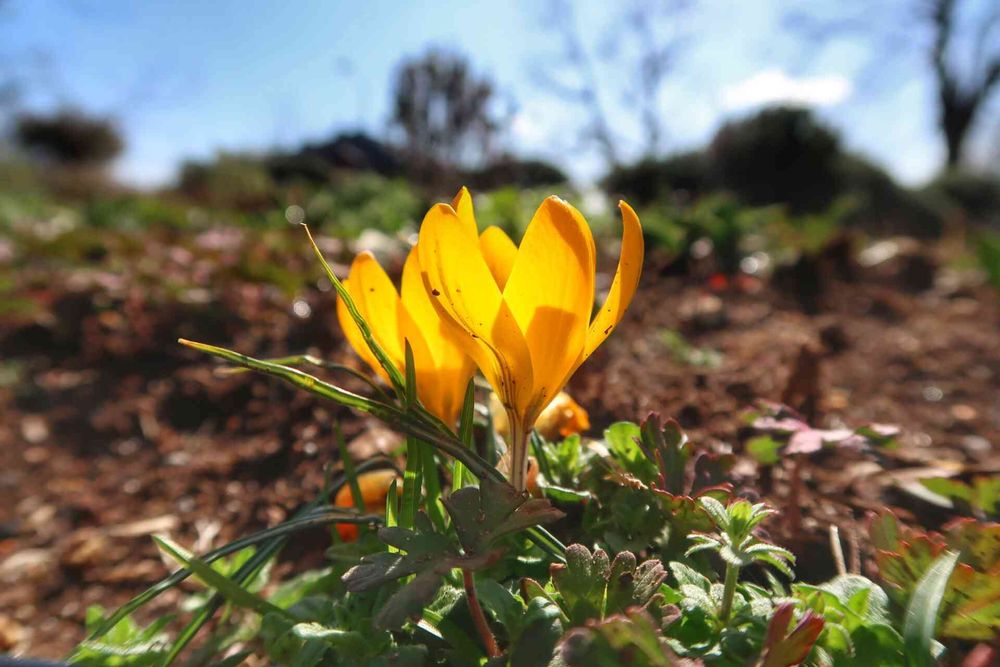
[699,496,730,532]
[551,544,610,623]
[670,561,711,591]
[443,477,564,555]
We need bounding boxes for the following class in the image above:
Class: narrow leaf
[303,224,405,393]
[903,550,958,666]
[152,536,293,620]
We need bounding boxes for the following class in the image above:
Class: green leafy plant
[687,499,794,623]
[870,511,1000,642]
[59,216,997,666]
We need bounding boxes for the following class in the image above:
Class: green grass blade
[179,337,501,484]
[526,526,566,563]
[337,426,366,514]
[419,440,447,531]
[385,479,399,530]
[178,339,398,420]
[218,354,392,403]
[903,549,958,666]
[400,438,423,532]
[85,506,378,640]
[530,431,555,485]
[302,224,405,393]
[399,342,424,531]
[453,379,476,491]
[160,534,287,666]
[153,536,293,620]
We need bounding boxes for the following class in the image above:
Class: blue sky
[2,0,994,187]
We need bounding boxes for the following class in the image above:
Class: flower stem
[719,562,739,624]
[463,568,500,657]
[508,422,530,493]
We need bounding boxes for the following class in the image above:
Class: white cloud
[510,98,563,147]
[722,69,852,111]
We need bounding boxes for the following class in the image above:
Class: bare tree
[931,0,1000,166]
[531,0,620,166]
[390,49,502,169]
[529,0,689,167]
[623,1,689,157]
[787,0,1000,168]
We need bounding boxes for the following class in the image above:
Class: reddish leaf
[758,602,825,667]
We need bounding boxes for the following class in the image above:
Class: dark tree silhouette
[390,50,501,169]
[931,0,1000,166]
[787,0,1000,168]
[15,109,123,166]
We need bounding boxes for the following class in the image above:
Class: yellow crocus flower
[418,188,643,491]
[336,248,476,428]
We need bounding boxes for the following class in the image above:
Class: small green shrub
[708,106,841,213]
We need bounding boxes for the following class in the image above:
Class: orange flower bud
[333,468,400,542]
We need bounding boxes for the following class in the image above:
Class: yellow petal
[337,251,406,381]
[582,200,644,361]
[418,203,533,415]
[502,197,595,421]
[400,248,475,425]
[479,226,518,290]
[450,187,479,237]
[336,289,385,383]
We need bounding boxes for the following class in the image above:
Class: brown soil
[1,238,997,659]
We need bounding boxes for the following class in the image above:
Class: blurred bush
[82,194,192,231]
[298,174,425,237]
[463,156,568,191]
[835,154,942,238]
[178,152,276,210]
[637,194,781,273]
[14,109,123,167]
[286,132,403,183]
[709,106,841,213]
[602,151,708,205]
[925,169,1000,226]
[604,106,945,238]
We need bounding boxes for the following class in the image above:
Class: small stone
[0,615,26,652]
[23,447,47,465]
[961,435,990,455]
[826,388,849,410]
[950,404,977,421]
[0,549,54,582]
[61,531,110,569]
[20,416,49,444]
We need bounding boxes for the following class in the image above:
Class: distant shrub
[602,151,709,206]
[835,154,942,237]
[15,110,124,167]
[303,174,425,237]
[925,169,1000,225]
[83,194,192,231]
[265,153,332,186]
[178,153,276,210]
[464,156,568,190]
[294,132,402,180]
[708,106,841,213]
